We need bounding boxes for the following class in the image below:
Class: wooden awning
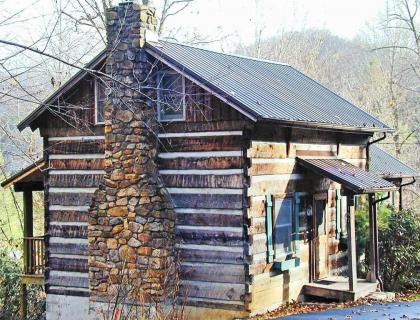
[1,159,45,192]
[297,158,398,194]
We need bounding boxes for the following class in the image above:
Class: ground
[276,300,420,319]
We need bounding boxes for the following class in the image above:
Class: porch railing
[23,236,45,275]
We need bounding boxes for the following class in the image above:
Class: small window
[94,79,106,124]
[157,71,185,121]
[273,198,293,259]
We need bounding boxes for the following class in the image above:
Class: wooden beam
[367,194,377,283]
[347,196,357,291]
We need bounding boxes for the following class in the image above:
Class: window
[94,79,106,124]
[273,198,293,259]
[157,71,185,121]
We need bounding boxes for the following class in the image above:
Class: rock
[108,207,128,217]
[128,237,141,247]
[119,245,136,263]
[107,239,118,249]
[111,169,124,181]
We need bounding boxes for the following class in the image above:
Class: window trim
[157,71,186,122]
[94,79,105,125]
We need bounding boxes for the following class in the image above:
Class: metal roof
[370,145,419,179]
[147,41,392,132]
[19,40,392,133]
[297,157,398,193]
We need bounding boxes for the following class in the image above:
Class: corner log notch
[88,1,175,307]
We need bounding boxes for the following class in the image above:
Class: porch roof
[1,159,45,191]
[297,157,398,194]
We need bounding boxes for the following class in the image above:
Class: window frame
[94,78,106,125]
[273,196,294,261]
[157,71,186,122]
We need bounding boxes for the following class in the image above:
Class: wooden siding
[45,134,104,295]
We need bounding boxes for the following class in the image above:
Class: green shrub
[379,209,420,291]
[0,247,45,320]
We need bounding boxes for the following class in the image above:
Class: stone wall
[88,1,175,305]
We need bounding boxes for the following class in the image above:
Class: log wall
[245,125,369,315]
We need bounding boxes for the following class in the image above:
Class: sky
[163,0,387,49]
[1,0,387,50]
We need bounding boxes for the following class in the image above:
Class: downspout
[399,177,416,211]
[372,192,390,291]
[366,133,386,171]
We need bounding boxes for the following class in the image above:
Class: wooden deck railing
[23,236,45,275]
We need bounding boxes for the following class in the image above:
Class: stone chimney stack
[88,0,175,305]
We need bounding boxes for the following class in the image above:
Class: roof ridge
[157,39,291,67]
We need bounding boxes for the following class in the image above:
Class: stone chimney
[88,0,175,305]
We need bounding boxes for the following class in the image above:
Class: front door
[312,195,328,280]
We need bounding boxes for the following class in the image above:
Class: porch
[302,276,378,302]
[21,236,45,285]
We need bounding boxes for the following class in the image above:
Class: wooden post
[23,190,33,238]
[21,190,33,320]
[20,283,27,320]
[347,195,357,292]
[367,193,377,283]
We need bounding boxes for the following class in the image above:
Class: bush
[0,247,45,320]
[379,209,420,291]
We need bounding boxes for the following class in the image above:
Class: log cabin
[1,1,419,320]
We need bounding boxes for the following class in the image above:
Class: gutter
[399,177,416,210]
[372,192,390,291]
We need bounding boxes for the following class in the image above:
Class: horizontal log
[49,225,88,238]
[163,174,243,188]
[247,141,287,159]
[159,151,242,159]
[158,156,243,170]
[180,280,245,301]
[176,226,243,246]
[176,212,243,227]
[48,286,89,297]
[49,154,104,160]
[295,150,336,157]
[171,194,243,209]
[49,193,95,206]
[49,257,88,272]
[160,136,243,152]
[49,242,88,255]
[48,271,88,288]
[48,135,105,141]
[160,120,250,133]
[48,174,103,187]
[158,131,242,138]
[248,179,304,196]
[181,262,245,284]
[49,210,89,222]
[48,140,104,154]
[248,159,296,176]
[179,247,244,264]
[49,159,105,170]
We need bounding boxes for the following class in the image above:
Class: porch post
[367,193,377,283]
[21,189,33,320]
[347,194,357,291]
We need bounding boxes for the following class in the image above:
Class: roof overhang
[1,159,45,192]
[297,157,398,194]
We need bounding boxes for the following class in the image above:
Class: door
[312,195,328,280]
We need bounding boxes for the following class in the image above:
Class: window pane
[274,198,293,257]
[95,80,106,124]
[158,72,184,121]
